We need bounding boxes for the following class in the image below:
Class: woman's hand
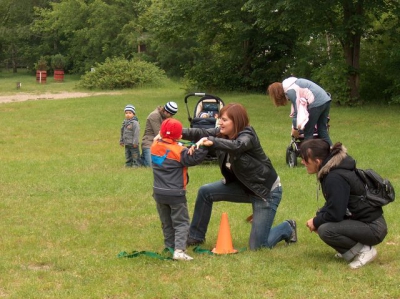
[196,137,213,148]
[291,128,300,138]
[187,137,214,155]
[188,145,196,155]
[306,218,317,233]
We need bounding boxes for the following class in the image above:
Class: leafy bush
[79,57,167,90]
[312,60,350,106]
[51,54,67,70]
[34,56,49,71]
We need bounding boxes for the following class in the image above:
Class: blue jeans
[304,101,332,145]
[189,180,292,250]
[141,147,152,167]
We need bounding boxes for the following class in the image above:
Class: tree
[139,0,200,77]
[0,0,50,72]
[32,0,145,73]
[359,7,400,104]
[243,0,399,105]
[142,0,298,91]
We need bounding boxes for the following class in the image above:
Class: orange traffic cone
[212,212,238,254]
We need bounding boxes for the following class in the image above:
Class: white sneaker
[349,245,377,269]
[173,249,193,261]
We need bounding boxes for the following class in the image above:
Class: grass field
[0,71,399,298]
[0,69,85,95]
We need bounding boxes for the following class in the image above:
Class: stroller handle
[184,92,206,103]
[184,92,225,125]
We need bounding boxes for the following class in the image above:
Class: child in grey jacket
[120,104,141,167]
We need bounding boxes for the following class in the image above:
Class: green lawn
[0,72,399,298]
[0,69,85,95]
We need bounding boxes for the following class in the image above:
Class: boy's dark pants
[125,145,141,167]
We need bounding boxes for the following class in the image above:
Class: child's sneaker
[349,245,377,269]
[173,249,193,261]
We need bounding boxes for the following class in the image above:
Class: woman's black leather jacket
[182,126,278,200]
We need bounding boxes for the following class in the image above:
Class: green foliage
[139,0,200,78]
[243,0,396,104]
[358,9,400,105]
[143,0,298,92]
[34,56,48,71]
[32,0,147,74]
[50,54,66,70]
[78,57,167,90]
[2,0,400,105]
[0,0,50,71]
[312,60,351,106]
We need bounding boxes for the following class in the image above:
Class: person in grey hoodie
[120,104,141,167]
[268,77,332,146]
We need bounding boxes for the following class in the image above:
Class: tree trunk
[343,36,361,105]
[342,1,363,105]
[11,46,18,73]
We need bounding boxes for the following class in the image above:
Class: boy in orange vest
[151,119,208,260]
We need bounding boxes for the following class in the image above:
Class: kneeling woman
[183,103,297,250]
[300,139,387,269]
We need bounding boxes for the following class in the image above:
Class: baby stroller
[286,117,330,167]
[184,92,225,161]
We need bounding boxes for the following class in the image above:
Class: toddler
[151,118,208,260]
[120,104,141,167]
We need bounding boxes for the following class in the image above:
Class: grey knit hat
[164,101,178,115]
[124,104,135,114]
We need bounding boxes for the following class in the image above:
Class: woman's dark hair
[300,139,342,163]
[218,103,249,139]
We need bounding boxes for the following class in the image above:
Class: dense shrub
[79,57,167,90]
[312,60,350,106]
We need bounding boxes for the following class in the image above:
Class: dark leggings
[317,216,387,261]
[304,101,332,145]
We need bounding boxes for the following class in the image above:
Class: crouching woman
[300,139,387,269]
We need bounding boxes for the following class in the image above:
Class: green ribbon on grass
[118,247,174,260]
[118,246,247,260]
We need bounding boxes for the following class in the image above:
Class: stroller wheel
[285,146,291,165]
[286,147,298,168]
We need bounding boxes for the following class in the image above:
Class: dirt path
[0,91,122,104]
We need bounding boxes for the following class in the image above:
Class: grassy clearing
[0,69,85,95]
[0,73,399,298]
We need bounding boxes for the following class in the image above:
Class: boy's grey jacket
[151,138,208,205]
[120,116,140,146]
